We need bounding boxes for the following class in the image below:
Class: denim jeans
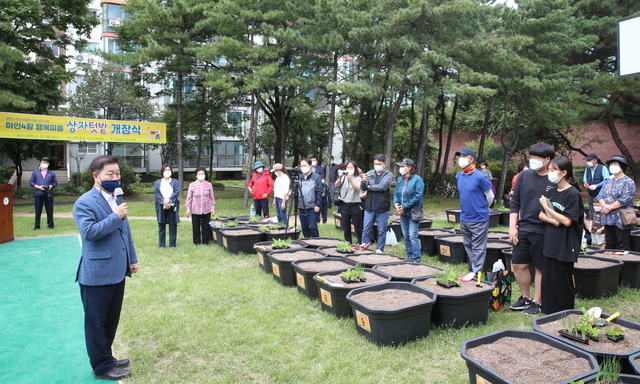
[254,199,270,218]
[400,215,421,262]
[158,223,177,248]
[299,208,319,238]
[275,197,288,225]
[362,210,389,251]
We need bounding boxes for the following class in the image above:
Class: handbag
[620,208,639,226]
[411,208,424,222]
[333,177,346,206]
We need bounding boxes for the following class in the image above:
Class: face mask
[346,169,354,175]
[163,171,172,178]
[197,174,205,181]
[311,161,317,166]
[480,165,486,169]
[586,161,594,168]
[547,172,562,184]
[458,158,469,168]
[593,206,602,212]
[300,166,310,174]
[609,165,621,175]
[100,178,121,193]
[41,163,49,169]
[256,168,263,173]
[399,167,407,176]
[374,164,384,172]
[529,158,544,171]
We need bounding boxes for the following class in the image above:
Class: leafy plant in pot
[605,325,626,343]
[435,270,461,288]
[271,238,291,250]
[335,241,355,254]
[341,264,366,283]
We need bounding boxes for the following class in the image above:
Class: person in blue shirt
[454,148,494,282]
[583,153,610,218]
[29,156,58,230]
[393,158,424,262]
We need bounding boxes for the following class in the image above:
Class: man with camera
[29,156,58,230]
[360,154,393,253]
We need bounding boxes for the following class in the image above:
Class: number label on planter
[336,219,341,226]
[222,237,227,247]
[257,253,264,265]
[212,232,217,240]
[475,374,491,384]
[296,273,305,289]
[272,263,280,277]
[440,244,451,256]
[355,310,371,332]
[320,288,332,307]
[448,214,456,222]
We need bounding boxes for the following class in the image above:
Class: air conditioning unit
[75,54,89,63]
[108,19,121,27]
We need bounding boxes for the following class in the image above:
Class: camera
[290,167,301,182]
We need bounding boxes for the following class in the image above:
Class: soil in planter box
[537,315,640,353]
[466,336,593,384]
[224,229,262,236]
[414,279,491,295]
[302,238,343,247]
[487,232,509,239]
[321,271,389,287]
[439,235,464,242]
[374,264,442,279]
[486,241,511,249]
[575,258,621,269]
[267,243,305,251]
[349,289,433,310]
[269,251,325,261]
[320,246,369,257]
[590,250,640,262]
[347,254,404,265]
[295,260,354,272]
[418,229,454,236]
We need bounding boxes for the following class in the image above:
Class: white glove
[589,185,597,191]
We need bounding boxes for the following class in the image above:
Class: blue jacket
[298,171,323,209]
[154,178,181,224]
[73,187,138,286]
[393,174,424,218]
[29,169,58,197]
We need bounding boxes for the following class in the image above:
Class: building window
[102,3,127,33]
[102,37,121,54]
[78,142,99,154]
[227,111,243,127]
[44,41,60,57]
[112,143,145,168]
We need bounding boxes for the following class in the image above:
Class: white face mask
[311,161,317,166]
[547,172,562,184]
[609,165,621,175]
[163,171,172,178]
[197,174,205,181]
[586,161,594,168]
[346,169,354,175]
[529,158,544,171]
[300,166,310,174]
[399,167,407,176]
[41,163,49,169]
[458,158,469,168]
[593,206,602,212]
[374,164,384,172]
[480,165,486,169]
[256,167,263,173]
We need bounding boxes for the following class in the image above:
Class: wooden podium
[0,184,14,244]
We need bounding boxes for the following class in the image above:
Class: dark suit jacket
[29,169,58,197]
[73,187,138,286]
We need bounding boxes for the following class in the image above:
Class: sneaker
[375,249,383,254]
[524,301,541,315]
[510,296,532,311]
[459,272,475,282]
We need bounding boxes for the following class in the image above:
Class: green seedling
[249,216,261,222]
[336,241,355,253]
[341,263,365,283]
[595,356,622,384]
[604,324,625,338]
[271,239,292,249]
[227,221,237,227]
[435,271,460,287]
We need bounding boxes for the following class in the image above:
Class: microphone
[114,187,126,220]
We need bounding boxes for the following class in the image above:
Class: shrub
[80,161,140,196]
[0,165,15,185]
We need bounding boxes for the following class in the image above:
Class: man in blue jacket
[297,158,323,237]
[73,155,139,381]
[360,154,393,253]
[29,157,57,229]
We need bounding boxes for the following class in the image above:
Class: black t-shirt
[510,169,556,234]
[542,186,584,262]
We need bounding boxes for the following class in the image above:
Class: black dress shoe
[33,227,40,230]
[94,367,131,381]
[114,358,130,368]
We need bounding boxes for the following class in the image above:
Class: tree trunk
[409,93,415,159]
[498,93,523,201]
[383,89,407,165]
[605,107,640,184]
[440,95,458,180]
[477,96,493,162]
[243,91,259,208]
[350,102,366,161]
[326,55,338,177]
[429,93,446,193]
[176,71,184,199]
[416,104,429,179]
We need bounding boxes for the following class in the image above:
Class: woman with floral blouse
[185,167,216,245]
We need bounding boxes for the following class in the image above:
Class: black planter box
[268,248,328,287]
[487,230,510,241]
[435,234,467,265]
[418,228,455,256]
[346,282,437,346]
[253,240,307,274]
[220,227,265,254]
[413,277,494,329]
[299,237,344,249]
[264,228,301,241]
[532,309,640,375]
[444,208,461,224]
[499,210,510,227]
[292,257,356,299]
[483,240,512,274]
[631,351,640,376]
[585,249,640,288]
[373,262,443,282]
[344,253,407,268]
[418,219,433,229]
[333,213,342,230]
[388,222,403,241]
[462,329,598,384]
[632,230,640,253]
[574,255,623,299]
[582,374,640,383]
[211,226,225,247]
[501,248,536,282]
[314,269,391,318]
[488,209,501,228]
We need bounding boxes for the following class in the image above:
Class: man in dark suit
[73,155,139,381]
[29,156,57,229]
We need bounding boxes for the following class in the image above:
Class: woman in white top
[154,164,181,249]
[271,163,290,226]
[335,160,362,244]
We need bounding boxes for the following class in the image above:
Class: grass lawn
[10,186,640,383]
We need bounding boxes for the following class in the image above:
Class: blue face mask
[100,178,121,193]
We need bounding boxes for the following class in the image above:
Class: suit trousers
[34,195,54,228]
[80,279,125,375]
